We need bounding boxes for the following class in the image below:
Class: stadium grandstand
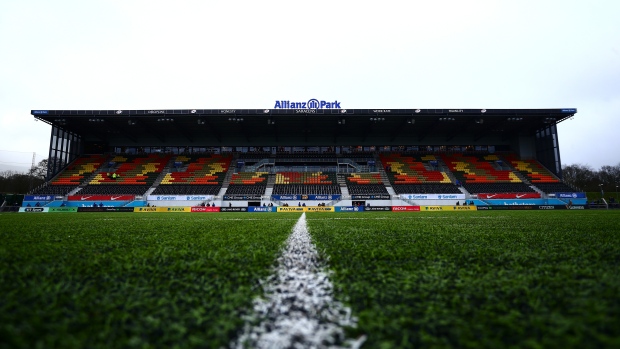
[26,107,586,209]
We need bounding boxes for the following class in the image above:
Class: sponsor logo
[425,206,442,211]
[32,110,49,114]
[448,109,463,112]
[278,207,305,212]
[538,206,555,210]
[137,207,157,212]
[251,207,273,212]
[147,110,165,114]
[516,194,526,198]
[80,196,93,201]
[166,207,186,212]
[220,207,247,212]
[306,207,334,212]
[111,196,123,200]
[569,206,585,210]
[372,110,391,113]
[25,207,45,212]
[486,194,497,199]
[273,99,341,109]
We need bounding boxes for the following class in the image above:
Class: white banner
[400,193,466,200]
[19,207,49,213]
[147,195,214,201]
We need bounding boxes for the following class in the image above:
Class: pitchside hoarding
[477,193,541,199]
[146,195,214,201]
[190,207,220,212]
[334,206,364,212]
[19,207,49,213]
[276,207,335,212]
[68,195,134,201]
[391,206,421,212]
[554,192,586,199]
[248,207,276,212]
[421,206,477,211]
[399,194,465,200]
[24,195,54,202]
[271,195,341,201]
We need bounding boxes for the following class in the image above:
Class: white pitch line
[232,213,365,349]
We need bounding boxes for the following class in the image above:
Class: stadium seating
[29,184,77,196]
[79,185,151,195]
[51,154,107,186]
[345,173,389,195]
[150,185,221,196]
[381,154,452,184]
[150,154,232,195]
[159,154,231,185]
[88,154,171,186]
[381,153,460,194]
[534,182,580,194]
[441,153,535,194]
[503,154,559,183]
[225,172,269,196]
[442,153,522,183]
[272,172,341,195]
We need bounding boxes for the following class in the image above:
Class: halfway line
[232,213,365,349]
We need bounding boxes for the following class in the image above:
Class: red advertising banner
[478,193,541,199]
[191,207,221,212]
[391,206,421,212]
[68,195,135,201]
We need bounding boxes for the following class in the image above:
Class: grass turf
[0,213,296,348]
[307,211,620,348]
[2,211,620,348]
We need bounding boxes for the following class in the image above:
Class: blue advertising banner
[248,207,276,212]
[334,206,365,212]
[271,195,341,201]
[24,195,54,202]
[555,192,586,199]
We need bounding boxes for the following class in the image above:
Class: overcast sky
[1,0,619,172]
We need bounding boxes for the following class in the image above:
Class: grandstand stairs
[373,156,392,188]
[266,173,276,188]
[497,155,547,197]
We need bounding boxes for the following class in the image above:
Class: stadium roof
[31,108,577,146]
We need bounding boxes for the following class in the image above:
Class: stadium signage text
[555,192,586,199]
[392,206,421,212]
[273,99,341,109]
[364,206,392,211]
[449,110,463,112]
[19,207,48,213]
[191,207,220,212]
[69,195,134,201]
[351,194,391,200]
[400,194,465,200]
[223,195,262,200]
[220,207,248,212]
[372,110,391,113]
[147,195,213,201]
[335,206,364,212]
[478,193,541,199]
[24,195,53,201]
[147,110,165,114]
[248,207,275,212]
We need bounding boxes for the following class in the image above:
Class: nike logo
[486,194,497,198]
[80,196,93,200]
[516,194,526,198]
[111,196,122,200]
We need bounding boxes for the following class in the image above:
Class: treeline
[562,163,620,194]
[0,159,47,194]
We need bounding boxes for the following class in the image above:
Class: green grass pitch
[1,211,619,348]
